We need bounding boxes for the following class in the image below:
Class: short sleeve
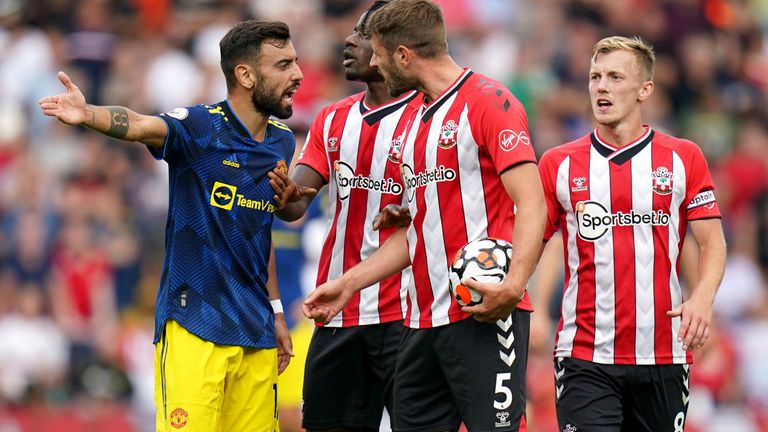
[151,106,209,163]
[539,150,564,241]
[469,87,537,175]
[296,110,330,183]
[684,144,721,220]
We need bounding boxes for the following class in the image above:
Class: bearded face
[250,70,294,119]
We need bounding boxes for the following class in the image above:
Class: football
[449,237,513,306]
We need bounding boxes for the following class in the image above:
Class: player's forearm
[505,197,548,294]
[691,231,726,304]
[266,245,281,301]
[83,105,166,147]
[338,227,410,293]
[275,200,309,222]
[530,236,560,311]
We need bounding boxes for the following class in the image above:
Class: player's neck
[364,81,395,109]
[596,122,648,148]
[416,57,464,103]
[227,94,269,141]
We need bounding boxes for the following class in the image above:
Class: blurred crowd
[0,0,767,431]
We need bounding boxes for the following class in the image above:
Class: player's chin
[344,68,358,81]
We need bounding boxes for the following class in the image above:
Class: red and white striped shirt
[539,127,721,365]
[297,90,420,327]
[398,69,536,329]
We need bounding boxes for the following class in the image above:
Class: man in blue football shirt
[39,20,302,432]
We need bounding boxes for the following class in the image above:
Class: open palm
[38,71,88,125]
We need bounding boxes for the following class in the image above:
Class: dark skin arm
[267,165,321,221]
[372,204,412,230]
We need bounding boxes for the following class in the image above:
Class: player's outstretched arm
[463,162,547,322]
[38,71,168,148]
[303,227,410,324]
[667,218,726,351]
[268,165,320,221]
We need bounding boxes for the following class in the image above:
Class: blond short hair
[592,36,656,81]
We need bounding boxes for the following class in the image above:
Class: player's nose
[292,63,304,82]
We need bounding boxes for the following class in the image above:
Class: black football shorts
[302,321,403,430]
[393,310,530,432]
[554,357,690,432]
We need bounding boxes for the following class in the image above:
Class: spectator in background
[0,280,69,403]
[49,217,115,373]
[67,0,115,106]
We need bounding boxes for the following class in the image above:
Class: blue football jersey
[149,100,295,348]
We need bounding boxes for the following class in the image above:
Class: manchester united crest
[170,407,189,429]
[275,159,287,174]
[438,120,458,149]
[651,166,673,195]
[388,136,403,163]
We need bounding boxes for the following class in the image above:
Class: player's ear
[637,80,654,102]
[395,45,412,67]
[235,64,256,90]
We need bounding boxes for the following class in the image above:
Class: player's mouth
[342,50,355,67]
[283,85,299,104]
[596,98,613,112]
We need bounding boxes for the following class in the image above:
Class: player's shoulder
[461,71,524,113]
[268,119,293,135]
[160,103,210,121]
[321,92,366,116]
[652,129,703,156]
[540,134,592,165]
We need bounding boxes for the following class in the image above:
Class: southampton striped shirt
[297,90,420,327]
[539,127,721,365]
[398,69,536,329]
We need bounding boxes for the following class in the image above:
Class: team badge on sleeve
[651,167,673,195]
[498,129,530,152]
[163,107,189,120]
[438,120,458,149]
[687,190,716,210]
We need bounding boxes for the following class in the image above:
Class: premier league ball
[449,237,513,307]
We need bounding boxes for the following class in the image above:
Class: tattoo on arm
[106,107,130,138]
[85,107,96,128]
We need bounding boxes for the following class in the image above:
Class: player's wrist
[502,279,527,302]
[270,299,284,314]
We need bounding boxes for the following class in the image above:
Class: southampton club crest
[388,136,403,163]
[652,166,673,195]
[438,120,458,149]
[495,411,511,428]
[571,176,588,192]
[327,136,339,152]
